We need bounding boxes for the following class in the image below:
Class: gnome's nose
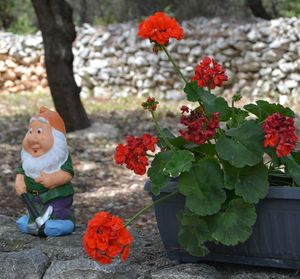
[27,134,39,145]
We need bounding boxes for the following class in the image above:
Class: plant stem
[125,191,179,227]
[151,111,173,149]
[161,45,188,84]
[146,153,155,157]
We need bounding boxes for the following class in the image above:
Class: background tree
[31,0,90,132]
[246,0,272,19]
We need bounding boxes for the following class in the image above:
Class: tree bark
[31,0,90,132]
[246,0,272,20]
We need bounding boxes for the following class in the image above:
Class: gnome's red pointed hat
[36,106,66,134]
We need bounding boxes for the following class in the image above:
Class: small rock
[177,45,190,55]
[270,38,290,50]
[262,50,282,62]
[165,90,184,100]
[272,69,285,79]
[252,42,266,51]
[43,257,122,279]
[247,28,261,42]
[151,263,222,279]
[284,79,298,89]
[278,62,297,73]
[259,67,272,76]
[289,73,300,81]
[0,248,50,279]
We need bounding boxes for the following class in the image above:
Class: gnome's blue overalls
[16,155,75,236]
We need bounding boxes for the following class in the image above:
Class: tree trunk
[246,0,272,20]
[31,0,90,132]
[79,0,88,25]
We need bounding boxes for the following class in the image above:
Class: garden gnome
[15,106,75,236]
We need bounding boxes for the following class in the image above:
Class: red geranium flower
[114,144,129,164]
[115,134,158,175]
[179,106,219,145]
[263,113,298,158]
[138,12,184,46]
[83,212,133,264]
[142,97,159,112]
[192,56,228,90]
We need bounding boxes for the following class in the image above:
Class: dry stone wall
[1,17,300,105]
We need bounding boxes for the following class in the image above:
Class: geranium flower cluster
[179,106,219,145]
[263,113,298,158]
[192,56,228,90]
[82,212,133,264]
[114,134,157,175]
[138,11,184,46]
[142,97,159,112]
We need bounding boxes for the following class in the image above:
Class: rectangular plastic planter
[145,180,300,269]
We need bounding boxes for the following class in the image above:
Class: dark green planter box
[145,180,300,269]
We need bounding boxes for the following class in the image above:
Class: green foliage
[223,162,269,203]
[147,151,173,195]
[146,96,296,256]
[1,0,36,34]
[244,100,295,122]
[280,155,300,186]
[163,150,195,177]
[145,90,298,256]
[210,199,257,246]
[216,120,264,168]
[179,158,226,215]
[184,81,231,121]
[263,0,300,18]
[177,210,210,256]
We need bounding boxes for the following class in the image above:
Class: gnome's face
[22,120,54,158]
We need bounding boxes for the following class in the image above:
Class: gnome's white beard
[21,128,69,179]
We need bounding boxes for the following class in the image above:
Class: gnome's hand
[35,172,55,189]
[15,174,27,196]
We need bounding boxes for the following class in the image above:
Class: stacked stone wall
[1,17,300,105]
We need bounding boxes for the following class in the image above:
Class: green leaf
[169,136,186,148]
[210,199,257,246]
[177,210,210,256]
[163,149,195,177]
[188,143,216,157]
[199,91,231,121]
[184,81,207,102]
[157,128,173,149]
[222,161,238,190]
[223,162,269,203]
[281,155,300,186]
[216,120,264,168]
[291,151,300,164]
[158,129,186,149]
[147,151,172,195]
[179,157,226,215]
[183,81,231,121]
[178,226,209,256]
[226,108,249,128]
[244,100,295,121]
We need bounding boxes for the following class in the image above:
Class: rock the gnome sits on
[15,106,75,237]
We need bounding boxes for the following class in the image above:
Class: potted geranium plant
[83,12,300,268]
